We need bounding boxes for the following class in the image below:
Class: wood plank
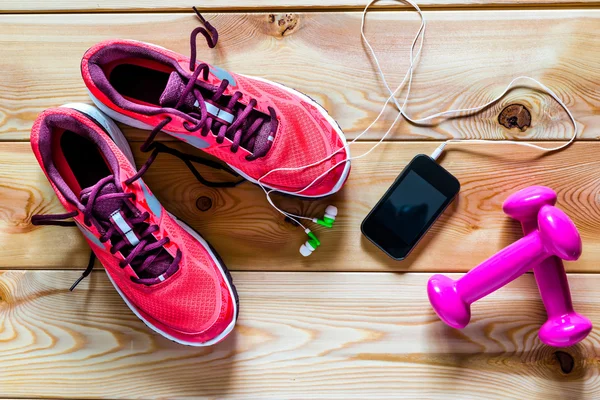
[1,0,599,13]
[0,270,598,399]
[2,141,600,272]
[1,11,598,141]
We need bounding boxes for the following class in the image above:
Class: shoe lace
[138,7,278,178]
[32,175,183,290]
[32,134,245,291]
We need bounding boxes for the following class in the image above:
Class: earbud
[313,205,337,228]
[299,229,321,257]
[299,206,339,256]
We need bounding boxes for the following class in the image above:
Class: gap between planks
[3,2,600,14]
[1,139,592,143]
[8,268,600,276]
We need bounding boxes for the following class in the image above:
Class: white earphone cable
[256,0,578,225]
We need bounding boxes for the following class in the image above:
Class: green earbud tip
[316,218,334,228]
[307,231,321,247]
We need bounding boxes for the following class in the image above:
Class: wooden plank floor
[2,11,600,141]
[1,271,599,399]
[3,141,600,272]
[1,0,599,398]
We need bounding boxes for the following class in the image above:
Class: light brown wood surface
[2,0,600,12]
[0,11,598,141]
[1,270,599,399]
[1,0,600,398]
[1,140,599,272]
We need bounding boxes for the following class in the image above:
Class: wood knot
[498,104,531,131]
[267,13,299,36]
[196,196,213,212]
[554,351,575,374]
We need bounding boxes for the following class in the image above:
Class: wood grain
[2,0,600,12]
[0,270,598,399]
[2,1,600,399]
[1,11,598,141]
[2,141,599,272]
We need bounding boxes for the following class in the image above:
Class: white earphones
[256,0,578,256]
[298,205,337,257]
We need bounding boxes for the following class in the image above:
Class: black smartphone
[361,154,460,260]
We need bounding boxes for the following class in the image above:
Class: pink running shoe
[30,103,238,346]
[80,14,350,198]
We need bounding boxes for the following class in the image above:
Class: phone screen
[371,170,447,244]
[361,154,460,260]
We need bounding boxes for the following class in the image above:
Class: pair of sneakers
[31,17,350,346]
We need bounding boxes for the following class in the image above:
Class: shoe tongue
[80,181,124,220]
[159,72,196,110]
[80,179,172,280]
[252,123,273,158]
[159,71,274,157]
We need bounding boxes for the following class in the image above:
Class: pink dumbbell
[503,186,591,347]
[428,205,582,329]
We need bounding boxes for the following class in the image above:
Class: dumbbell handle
[457,231,548,304]
[521,219,573,317]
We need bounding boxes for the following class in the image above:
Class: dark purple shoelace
[31,148,242,291]
[139,8,278,162]
[32,176,181,289]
